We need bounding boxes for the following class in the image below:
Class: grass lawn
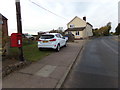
[9,41,53,62]
[23,42,53,62]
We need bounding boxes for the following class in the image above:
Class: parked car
[38,33,67,51]
[63,36,68,41]
[22,33,34,40]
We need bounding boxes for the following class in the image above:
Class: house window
[76,31,79,36]
[70,24,74,28]
[0,21,3,25]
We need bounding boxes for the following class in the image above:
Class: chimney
[83,16,86,21]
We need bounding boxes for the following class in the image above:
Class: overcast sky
[0,0,119,35]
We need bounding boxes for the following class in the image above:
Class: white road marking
[35,65,56,77]
[101,40,118,54]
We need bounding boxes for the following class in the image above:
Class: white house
[65,16,93,39]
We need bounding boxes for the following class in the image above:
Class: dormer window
[70,24,75,28]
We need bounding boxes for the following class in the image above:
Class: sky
[0,0,119,35]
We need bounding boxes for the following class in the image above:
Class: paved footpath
[2,40,85,88]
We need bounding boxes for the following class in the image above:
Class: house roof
[65,27,85,32]
[67,16,93,28]
[87,22,93,27]
[67,16,86,25]
[0,13,8,20]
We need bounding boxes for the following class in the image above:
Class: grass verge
[23,41,53,62]
[8,41,53,62]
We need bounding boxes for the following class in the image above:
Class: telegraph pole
[15,0,24,61]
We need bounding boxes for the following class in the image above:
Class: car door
[59,34,66,46]
[56,34,62,47]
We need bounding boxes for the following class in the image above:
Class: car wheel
[56,44,60,52]
[64,42,67,47]
[39,48,43,51]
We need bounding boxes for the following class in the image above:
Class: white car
[38,33,67,51]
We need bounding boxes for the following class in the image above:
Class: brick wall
[0,14,9,56]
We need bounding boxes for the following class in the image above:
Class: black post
[15,0,24,61]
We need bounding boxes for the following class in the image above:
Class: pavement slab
[18,63,45,75]
[35,65,57,77]
[3,73,31,88]
[49,66,68,80]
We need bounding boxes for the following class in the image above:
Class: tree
[115,23,120,35]
[107,22,111,27]
[99,22,111,36]
[49,29,65,36]
[106,22,111,35]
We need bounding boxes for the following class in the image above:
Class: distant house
[0,13,9,55]
[0,13,8,37]
[65,16,93,39]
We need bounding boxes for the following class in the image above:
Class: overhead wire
[29,0,68,21]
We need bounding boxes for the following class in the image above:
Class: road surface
[62,36,118,88]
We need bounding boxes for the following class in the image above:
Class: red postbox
[10,33,22,47]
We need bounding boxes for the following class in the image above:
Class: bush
[22,38,35,46]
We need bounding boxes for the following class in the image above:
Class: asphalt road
[62,36,118,88]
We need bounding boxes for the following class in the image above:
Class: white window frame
[76,31,80,36]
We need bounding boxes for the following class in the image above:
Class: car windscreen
[41,35,54,39]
